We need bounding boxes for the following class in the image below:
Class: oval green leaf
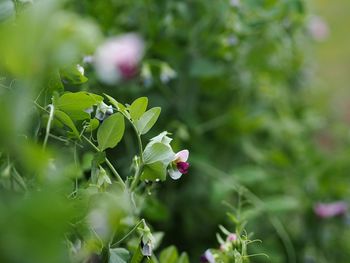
[141,162,167,182]
[57,91,103,120]
[159,246,178,263]
[97,113,125,151]
[54,110,80,138]
[109,248,130,263]
[135,107,161,135]
[129,97,148,121]
[143,142,175,164]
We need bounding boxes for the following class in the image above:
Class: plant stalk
[82,135,126,189]
[43,104,54,150]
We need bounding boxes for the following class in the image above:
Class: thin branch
[82,135,126,189]
[112,107,144,191]
[110,219,145,248]
[43,104,54,150]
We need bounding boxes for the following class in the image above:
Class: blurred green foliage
[0,0,350,262]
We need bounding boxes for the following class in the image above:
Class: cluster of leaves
[0,1,195,263]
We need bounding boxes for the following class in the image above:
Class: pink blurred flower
[168,149,190,180]
[314,201,347,218]
[227,233,237,242]
[94,34,144,84]
[308,16,329,42]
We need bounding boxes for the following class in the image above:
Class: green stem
[105,159,125,186]
[130,126,144,190]
[34,101,48,113]
[130,128,144,191]
[116,110,144,191]
[110,219,145,248]
[117,111,144,163]
[135,128,144,164]
[43,104,54,150]
[12,167,27,191]
[82,135,126,189]
[130,164,143,192]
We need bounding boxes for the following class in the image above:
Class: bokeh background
[313,0,350,120]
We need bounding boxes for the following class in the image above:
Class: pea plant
[0,2,264,261]
[28,77,263,263]
[32,85,192,262]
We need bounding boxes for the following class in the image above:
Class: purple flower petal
[94,34,144,84]
[314,201,347,218]
[176,161,189,174]
[227,233,237,242]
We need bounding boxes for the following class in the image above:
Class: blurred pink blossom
[308,16,329,42]
[314,201,347,218]
[94,33,144,84]
[227,233,237,242]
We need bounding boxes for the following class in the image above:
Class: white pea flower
[160,63,177,84]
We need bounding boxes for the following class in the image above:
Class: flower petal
[177,162,189,174]
[200,249,215,263]
[168,168,182,180]
[175,149,189,162]
[314,201,347,218]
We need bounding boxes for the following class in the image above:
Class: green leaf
[143,142,175,164]
[177,253,190,263]
[54,110,80,138]
[104,93,128,114]
[48,71,64,95]
[60,65,88,85]
[129,97,148,121]
[85,118,99,133]
[131,246,144,263]
[91,152,106,187]
[109,248,130,263]
[141,162,167,181]
[135,107,161,135]
[57,91,103,120]
[159,246,178,263]
[93,152,106,166]
[152,232,165,250]
[97,113,125,151]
